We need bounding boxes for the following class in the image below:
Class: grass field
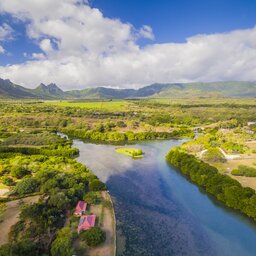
[45,100,133,111]
[115,147,143,158]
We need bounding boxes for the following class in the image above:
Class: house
[74,201,87,216]
[77,215,96,233]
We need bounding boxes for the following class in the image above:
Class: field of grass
[115,147,143,158]
[46,100,133,111]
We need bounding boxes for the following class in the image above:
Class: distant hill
[31,83,66,98]
[0,78,36,98]
[0,78,255,99]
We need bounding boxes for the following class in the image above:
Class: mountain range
[0,78,256,99]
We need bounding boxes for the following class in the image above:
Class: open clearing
[0,195,40,245]
[217,151,256,190]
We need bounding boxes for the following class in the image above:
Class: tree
[202,148,226,163]
[48,192,71,209]
[80,227,106,246]
[89,179,106,191]
[0,240,39,256]
[12,178,38,195]
[51,227,74,256]
[84,192,101,204]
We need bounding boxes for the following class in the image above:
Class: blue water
[73,139,256,256]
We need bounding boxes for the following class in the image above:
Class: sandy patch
[0,189,9,197]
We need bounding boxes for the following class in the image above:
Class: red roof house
[77,215,96,233]
[74,201,87,216]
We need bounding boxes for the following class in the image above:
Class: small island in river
[115,147,144,158]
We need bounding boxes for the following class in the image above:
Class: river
[72,138,256,256]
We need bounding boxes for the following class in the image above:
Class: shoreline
[87,191,116,256]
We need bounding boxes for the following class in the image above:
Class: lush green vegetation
[182,127,254,155]
[0,132,79,157]
[80,227,106,246]
[48,100,132,111]
[1,132,64,146]
[0,154,103,253]
[232,165,256,177]
[115,147,143,158]
[63,129,194,142]
[166,149,256,220]
[202,148,226,163]
[0,97,255,254]
[0,128,107,255]
[83,191,102,204]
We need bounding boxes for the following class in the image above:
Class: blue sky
[0,0,255,89]
[92,0,256,43]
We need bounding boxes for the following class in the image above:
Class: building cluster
[74,200,96,233]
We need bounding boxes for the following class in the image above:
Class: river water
[72,138,256,256]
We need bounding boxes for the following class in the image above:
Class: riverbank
[87,191,116,256]
[61,128,194,143]
[166,148,256,221]
[71,137,256,255]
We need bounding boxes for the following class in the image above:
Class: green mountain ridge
[0,78,255,99]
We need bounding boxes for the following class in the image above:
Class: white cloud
[0,0,255,89]
[139,25,154,40]
[0,23,13,41]
[0,45,5,54]
[0,23,13,54]
[39,39,54,53]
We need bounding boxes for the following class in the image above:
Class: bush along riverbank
[166,148,256,221]
[60,129,194,142]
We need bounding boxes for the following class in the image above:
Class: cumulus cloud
[0,0,255,89]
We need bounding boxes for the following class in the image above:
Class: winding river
[72,138,256,256]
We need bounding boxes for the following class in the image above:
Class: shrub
[232,165,256,177]
[10,166,30,179]
[1,176,15,186]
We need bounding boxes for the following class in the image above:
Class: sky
[0,0,255,90]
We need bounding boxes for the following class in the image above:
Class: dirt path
[87,191,116,256]
[0,195,40,245]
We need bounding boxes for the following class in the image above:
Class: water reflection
[73,138,256,256]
